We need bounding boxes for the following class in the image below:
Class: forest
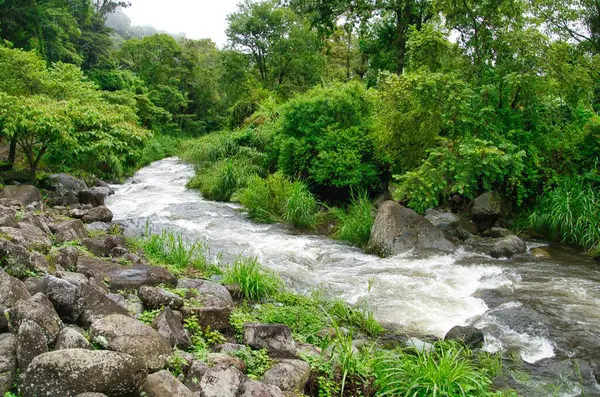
[0,0,599,255]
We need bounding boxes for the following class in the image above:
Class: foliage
[222,255,284,301]
[231,347,274,380]
[332,190,375,249]
[187,159,258,202]
[137,309,161,325]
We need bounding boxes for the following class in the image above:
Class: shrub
[332,190,375,249]
[138,134,180,167]
[222,256,284,301]
[186,158,260,202]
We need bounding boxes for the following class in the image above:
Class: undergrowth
[222,255,284,301]
[332,190,375,249]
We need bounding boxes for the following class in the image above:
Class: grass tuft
[332,190,375,249]
[222,255,284,301]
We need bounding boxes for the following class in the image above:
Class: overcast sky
[124,0,240,47]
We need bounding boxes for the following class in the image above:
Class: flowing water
[107,158,600,396]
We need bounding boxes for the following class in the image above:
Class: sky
[123,0,240,47]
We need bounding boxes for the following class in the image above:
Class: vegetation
[222,255,284,301]
[332,190,376,249]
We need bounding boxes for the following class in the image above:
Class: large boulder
[78,284,130,327]
[90,314,171,371]
[82,206,113,223]
[0,185,42,206]
[55,219,88,244]
[199,366,245,397]
[0,223,52,252]
[139,285,184,310]
[49,246,81,271]
[141,370,194,397]
[54,327,92,350]
[19,349,147,397]
[177,278,234,308]
[0,205,18,228]
[472,191,507,230]
[7,293,63,344]
[261,359,311,392]
[424,209,460,231]
[17,319,48,371]
[152,307,191,350]
[76,256,120,280]
[40,173,87,206]
[241,381,285,397]
[180,306,232,332]
[0,268,31,308]
[105,265,177,292]
[184,360,209,392]
[444,325,485,349]
[82,235,125,257]
[243,324,296,357]
[78,187,110,207]
[0,334,16,395]
[0,238,41,278]
[490,235,526,258]
[41,276,84,323]
[367,201,455,256]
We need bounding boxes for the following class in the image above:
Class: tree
[92,0,131,20]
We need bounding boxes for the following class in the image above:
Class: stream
[106,157,600,396]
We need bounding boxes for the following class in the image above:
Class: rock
[490,235,526,258]
[444,325,485,349]
[7,293,63,344]
[472,191,507,230]
[94,178,114,195]
[19,212,52,235]
[367,201,455,256]
[90,313,171,371]
[76,255,120,280]
[139,285,184,310]
[55,327,92,350]
[17,320,48,371]
[0,334,16,395]
[243,324,296,357]
[199,366,245,397]
[207,353,246,372]
[23,276,45,295]
[215,343,248,354]
[78,187,110,207]
[0,185,42,206]
[152,307,191,350]
[82,206,113,223]
[0,309,8,333]
[55,271,88,287]
[405,337,434,353]
[20,349,147,397]
[262,359,311,392]
[184,360,209,392]
[82,235,125,257]
[78,284,130,327]
[55,219,88,244]
[40,173,87,206]
[141,370,194,397]
[0,205,18,228]
[0,238,39,278]
[177,278,234,308]
[531,247,552,258]
[76,394,109,397]
[0,268,31,308]
[424,209,460,230]
[241,380,285,397]
[180,306,232,332]
[482,227,513,238]
[50,246,81,271]
[0,224,52,252]
[106,265,177,292]
[41,276,84,323]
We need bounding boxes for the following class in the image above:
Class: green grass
[529,177,600,256]
[332,190,375,249]
[186,158,259,202]
[138,134,181,167]
[222,255,284,301]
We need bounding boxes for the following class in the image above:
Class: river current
[106,157,600,396]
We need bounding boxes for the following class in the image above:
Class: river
[106,157,600,396]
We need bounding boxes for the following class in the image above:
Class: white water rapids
[107,158,600,396]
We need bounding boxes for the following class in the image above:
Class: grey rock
[482,227,513,238]
[262,359,310,392]
[243,324,296,357]
[445,325,485,349]
[55,271,88,287]
[55,327,92,350]
[76,255,119,280]
[184,360,209,392]
[76,394,109,397]
[94,178,114,195]
[199,366,245,397]
[0,267,31,308]
[152,307,191,350]
[0,238,38,279]
[82,206,113,223]
[490,235,526,258]
[207,353,246,372]
[0,334,16,395]
[49,246,81,271]
[180,306,232,332]
[367,201,455,256]
[82,235,125,257]
[141,369,194,397]
[17,319,48,371]
[40,173,87,206]
[41,276,84,323]
[0,224,52,252]
[424,209,460,230]
[55,219,88,244]
[0,185,42,206]
[241,380,285,397]
[106,265,177,292]
[78,187,110,207]
[20,349,147,397]
[177,278,234,308]
[531,247,552,258]
[405,337,434,353]
[215,343,248,354]
[7,293,63,344]
[90,313,171,371]
[139,285,184,310]
[78,284,130,328]
[0,205,18,228]
[0,309,8,333]
[472,191,506,218]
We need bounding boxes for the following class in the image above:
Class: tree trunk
[395,8,408,74]
[8,135,17,168]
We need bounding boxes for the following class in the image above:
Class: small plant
[137,309,161,325]
[229,306,259,341]
[231,347,274,380]
[332,189,375,249]
[167,349,190,377]
[222,256,284,301]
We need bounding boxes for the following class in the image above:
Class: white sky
[124,0,240,47]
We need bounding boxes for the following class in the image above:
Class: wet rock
[78,187,110,207]
[472,192,507,230]
[94,178,114,195]
[82,206,113,223]
[243,324,296,357]
[444,325,484,349]
[424,209,460,230]
[50,246,81,271]
[0,268,31,308]
[490,235,526,258]
[152,307,191,350]
[139,285,184,310]
[207,353,246,372]
[199,366,245,397]
[262,359,310,392]
[0,224,52,252]
[531,247,552,258]
[482,227,513,238]
[106,265,177,292]
[20,349,147,397]
[7,293,63,344]
[241,380,285,397]
[17,320,48,371]
[184,360,209,392]
[55,219,88,244]
[177,278,234,307]
[90,313,171,371]
[367,201,455,256]
[82,235,125,257]
[0,185,42,206]
[78,284,130,327]
[0,334,16,395]
[40,173,86,206]
[142,369,194,397]
[55,327,92,350]
[405,337,434,353]
[181,306,232,332]
[41,276,84,323]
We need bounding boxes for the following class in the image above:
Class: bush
[187,159,258,202]
[332,190,375,249]
[237,173,318,228]
[222,256,284,301]
[138,134,180,167]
